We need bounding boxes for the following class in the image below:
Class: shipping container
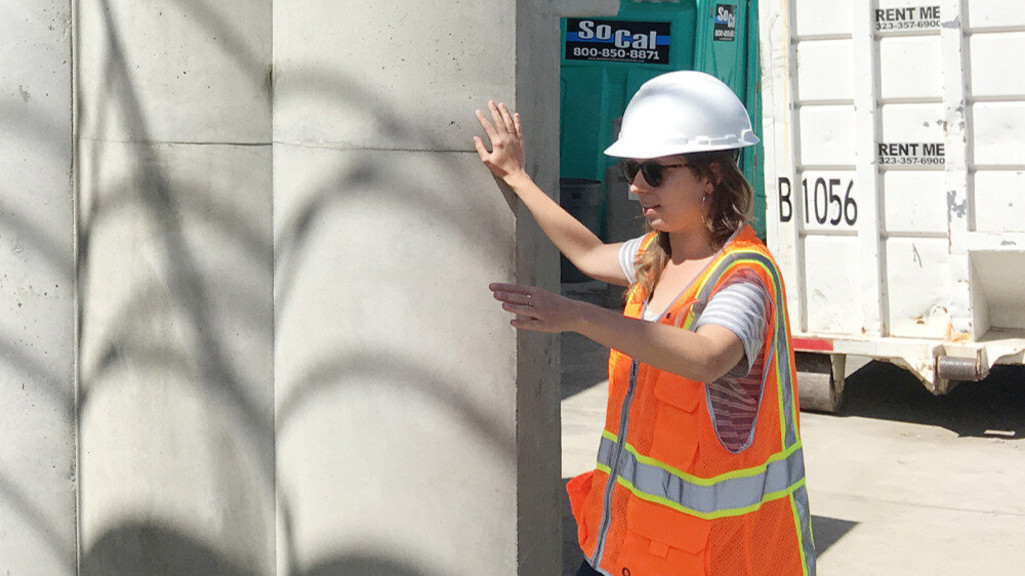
[759,0,1025,411]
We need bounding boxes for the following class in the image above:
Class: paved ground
[559,283,1025,576]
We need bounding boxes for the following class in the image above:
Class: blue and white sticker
[565,19,671,65]
[714,5,737,42]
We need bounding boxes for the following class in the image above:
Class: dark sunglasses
[619,160,689,187]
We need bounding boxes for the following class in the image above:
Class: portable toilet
[559,0,764,247]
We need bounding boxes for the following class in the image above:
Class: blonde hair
[632,150,753,297]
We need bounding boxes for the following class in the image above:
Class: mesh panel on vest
[709,497,804,575]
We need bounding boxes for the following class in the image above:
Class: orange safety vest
[567,226,815,576]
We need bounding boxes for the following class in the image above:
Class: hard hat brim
[604,133,759,159]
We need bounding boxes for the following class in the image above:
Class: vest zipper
[590,358,640,569]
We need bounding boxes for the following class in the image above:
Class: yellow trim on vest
[680,310,697,330]
[678,251,778,330]
[689,247,773,297]
[776,354,788,447]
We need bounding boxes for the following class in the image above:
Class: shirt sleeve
[693,274,770,376]
[618,235,646,285]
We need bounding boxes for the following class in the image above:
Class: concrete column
[0,2,76,574]
[271,1,619,573]
[63,1,617,573]
[75,1,274,574]
[272,2,519,573]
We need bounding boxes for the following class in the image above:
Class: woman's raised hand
[474,101,526,182]
[489,283,583,334]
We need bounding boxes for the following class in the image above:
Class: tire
[795,352,845,413]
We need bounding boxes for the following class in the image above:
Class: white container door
[761,0,1025,346]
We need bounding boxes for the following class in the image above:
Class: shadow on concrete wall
[269,71,516,576]
[271,71,517,313]
[82,523,258,576]
[0,469,77,573]
[0,12,77,576]
[72,1,516,575]
[276,350,515,457]
[76,2,274,573]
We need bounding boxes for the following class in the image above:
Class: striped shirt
[619,236,770,452]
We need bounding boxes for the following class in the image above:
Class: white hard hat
[604,71,759,159]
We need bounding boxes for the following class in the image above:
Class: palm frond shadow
[75,1,523,574]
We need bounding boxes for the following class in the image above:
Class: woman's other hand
[489,283,582,333]
[474,101,527,182]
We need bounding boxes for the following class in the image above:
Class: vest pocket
[650,375,701,470]
[653,374,701,411]
[618,496,711,575]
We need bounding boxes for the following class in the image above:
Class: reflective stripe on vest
[793,483,817,576]
[596,432,806,519]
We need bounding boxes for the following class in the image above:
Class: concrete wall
[1,0,616,574]
[0,2,76,573]
[75,1,275,574]
[271,4,520,572]
[272,1,564,573]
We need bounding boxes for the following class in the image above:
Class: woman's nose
[630,173,651,193]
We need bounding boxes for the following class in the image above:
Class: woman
[475,71,815,576]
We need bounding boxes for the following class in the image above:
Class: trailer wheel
[796,352,846,413]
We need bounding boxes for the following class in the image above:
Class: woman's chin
[647,221,670,233]
[645,219,691,235]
